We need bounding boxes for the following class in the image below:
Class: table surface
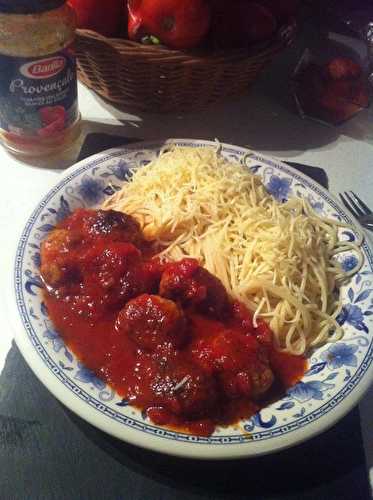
[0,24,373,499]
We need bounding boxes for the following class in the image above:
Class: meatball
[41,228,73,256]
[219,362,274,400]
[191,328,274,399]
[159,258,229,317]
[40,228,81,288]
[81,242,148,310]
[249,362,274,397]
[82,209,143,246]
[191,329,257,373]
[115,294,188,351]
[150,361,219,418]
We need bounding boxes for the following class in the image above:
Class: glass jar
[0,0,81,158]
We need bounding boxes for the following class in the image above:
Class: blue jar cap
[0,0,65,14]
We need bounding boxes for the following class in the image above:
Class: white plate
[9,139,373,459]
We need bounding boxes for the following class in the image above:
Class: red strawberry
[325,57,362,81]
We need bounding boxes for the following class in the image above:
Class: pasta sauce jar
[0,0,81,158]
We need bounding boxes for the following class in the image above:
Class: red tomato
[211,1,277,48]
[37,106,66,138]
[39,105,65,126]
[128,0,211,49]
[68,0,123,37]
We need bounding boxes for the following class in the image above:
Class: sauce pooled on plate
[41,208,306,436]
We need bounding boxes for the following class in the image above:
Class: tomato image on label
[37,106,66,138]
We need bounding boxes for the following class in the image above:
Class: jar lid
[0,0,65,14]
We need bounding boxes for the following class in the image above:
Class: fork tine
[349,191,373,216]
[339,193,357,218]
[343,191,365,217]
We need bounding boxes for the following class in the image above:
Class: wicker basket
[75,27,294,113]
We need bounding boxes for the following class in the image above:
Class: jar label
[0,46,78,139]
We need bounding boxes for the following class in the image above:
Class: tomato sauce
[0,2,81,158]
[41,208,307,436]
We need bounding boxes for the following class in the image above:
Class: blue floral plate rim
[9,139,373,460]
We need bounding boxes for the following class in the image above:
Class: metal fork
[339,191,373,232]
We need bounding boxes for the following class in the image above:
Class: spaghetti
[103,147,363,355]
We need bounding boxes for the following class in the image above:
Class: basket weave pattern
[75,29,287,112]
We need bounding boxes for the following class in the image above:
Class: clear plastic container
[292,43,369,126]
[0,0,81,158]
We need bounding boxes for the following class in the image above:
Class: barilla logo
[20,57,66,79]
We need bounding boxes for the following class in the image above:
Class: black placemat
[76,133,140,162]
[1,134,370,500]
